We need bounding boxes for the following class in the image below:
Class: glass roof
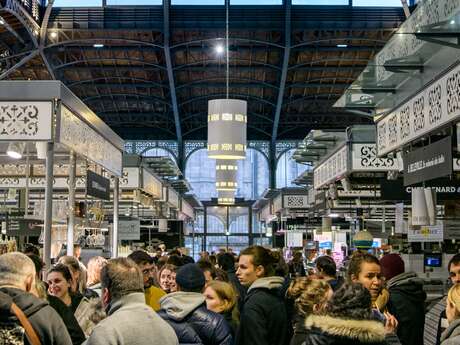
[335,0,460,115]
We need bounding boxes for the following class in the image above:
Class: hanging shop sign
[86,170,110,201]
[407,222,444,243]
[286,232,303,248]
[381,178,460,201]
[403,137,452,186]
[118,220,141,241]
[351,144,400,172]
[7,219,43,237]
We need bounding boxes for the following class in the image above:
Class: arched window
[276,149,311,188]
[185,148,269,201]
[142,147,176,162]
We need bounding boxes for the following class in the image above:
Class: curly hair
[347,252,380,282]
[326,282,373,320]
[287,277,331,317]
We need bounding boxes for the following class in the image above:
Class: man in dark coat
[158,263,233,345]
[0,252,72,345]
[380,253,426,345]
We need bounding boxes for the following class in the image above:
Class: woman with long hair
[235,246,289,345]
[441,284,460,344]
[158,264,177,293]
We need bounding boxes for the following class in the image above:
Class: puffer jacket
[386,272,426,345]
[0,287,72,345]
[158,292,232,345]
[441,319,460,345]
[235,276,289,345]
[304,314,397,345]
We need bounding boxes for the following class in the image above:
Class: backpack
[0,291,41,345]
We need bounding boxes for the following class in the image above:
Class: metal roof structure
[1,0,407,144]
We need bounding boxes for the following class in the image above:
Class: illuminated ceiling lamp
[207,0,247,161]
[218,190,235,205]
[216,159,238,191]
[412,187,429,226]
[7,142,26,159]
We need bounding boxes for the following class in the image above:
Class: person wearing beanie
[380,253,426,345]
[158,263,233,345]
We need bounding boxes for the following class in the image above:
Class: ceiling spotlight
[0,19,5,25]
[451,20,456,25]
[337,44,348,48]
[93,43,104,48]
[215,44,225,54]
[50,31,58,38]
[7,142,26,160]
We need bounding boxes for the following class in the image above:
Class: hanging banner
[7,219,43,236]
[403,137,452,186]
[395,203,405,234]
[381,178,460,201]
[86,170,110,201]
[286,232,303,248]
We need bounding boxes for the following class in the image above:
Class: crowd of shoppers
[1,245,459,345]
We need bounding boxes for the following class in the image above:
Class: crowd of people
[0,244,460,345]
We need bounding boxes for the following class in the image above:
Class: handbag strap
[10,302,42,345]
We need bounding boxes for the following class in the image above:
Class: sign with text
[7,219,43,237]
[118,220,141,240]
[86,170,110,201]
[403,137,452,186]
[381,178,460,201]
[408,223,444,243]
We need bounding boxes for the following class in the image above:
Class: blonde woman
[203,280,239,335]
[442,284,460,344]
[86,256,108,297]
[286,277,332,345]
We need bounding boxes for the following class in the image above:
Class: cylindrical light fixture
[424,187,437,226]
[7,142,26,159]
[218,190,235,205]
[36,142,47,160]
[216,159,238,191]
[208,99,247,160]
[412,187,429,226]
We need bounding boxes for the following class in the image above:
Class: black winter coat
[47,295,86,345]
[235,276,289,345]
[304,315,396,345]
[386,272,426,345]
[158,292,233,345]
[0,287,73,345]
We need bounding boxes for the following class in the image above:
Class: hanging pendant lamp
[218,190,235,205]
[215,159,238,191]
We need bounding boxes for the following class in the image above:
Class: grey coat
[85,292,178,345]
[441,319,460,345]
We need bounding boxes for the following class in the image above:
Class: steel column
[67,152,76,256]
[43,142,54,269]
[112,177,119,258]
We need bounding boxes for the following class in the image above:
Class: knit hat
[175,263,206,291]
[380,253,405,281]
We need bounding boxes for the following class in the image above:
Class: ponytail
[239,246,277,277]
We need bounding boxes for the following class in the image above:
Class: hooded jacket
[304,315,392,345]
[235,276,289,345]
[386,272,426,345]
[85,292,178,345]
[441,319,460,345]
[158,292,233,345]
[0,286,72,345]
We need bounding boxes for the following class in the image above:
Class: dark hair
[101,258,144,300]
[316,256,337,278]
[26,254,45,277]
[23,244,40,256]
[239,246,277,277]
[167,254,183,267]
[217,253,236,271]
[48,264,73,282]
[448,254,460,272]
[272,250,289,277]
[197,260,216,278]
[215,268,229,282]
[326,283,373,320]
[128,250,153,266]
[209,255,217,266]
[347,252,380,282]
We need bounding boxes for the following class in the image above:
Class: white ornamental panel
[59,106,122,176]
[0,102,53,140]
[313,145,348,189]
[141,168,162,199]
[351,144,399,171]
[283,195,309,209]
[377,61,460,156]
